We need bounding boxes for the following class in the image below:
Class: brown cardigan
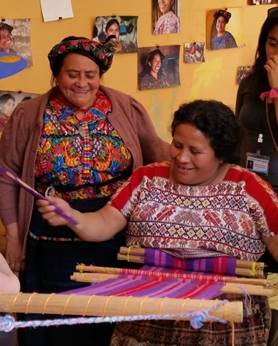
[0,85,169,251]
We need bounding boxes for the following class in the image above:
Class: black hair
[213,9,231,24]
[105,18,120,32]
[0,93,15,113]
[171,100,241,164]
[145,48,164,66]
[251,9,278,94]
[0,23,13,33]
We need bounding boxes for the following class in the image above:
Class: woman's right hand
[37,197,76,227]
[265,54,278,89]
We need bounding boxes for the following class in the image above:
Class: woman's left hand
[264,54,278,89]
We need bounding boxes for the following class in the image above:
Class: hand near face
[265,54,278,89]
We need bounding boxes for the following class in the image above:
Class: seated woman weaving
[38,99,278,346]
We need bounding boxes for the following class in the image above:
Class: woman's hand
[37,197,78,227]
[264,54,278,89]
[6,231,23,273]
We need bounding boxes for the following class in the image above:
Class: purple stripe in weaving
[144,249,237,275]
[65,276,223,300]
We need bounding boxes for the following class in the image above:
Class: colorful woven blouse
[110,162,278,261]
[35,90,132,201]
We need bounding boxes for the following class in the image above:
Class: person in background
[139,48,169,90]
[105,18,120,39]
[0,93,15,135]
[0,35,169,346]
[0,23,15,54]
[38,99,278,346]
[154,0,180,35]
[236,7,278,346]
[104,18,136,53]
[211,9,237,50]
[0,22,27,78]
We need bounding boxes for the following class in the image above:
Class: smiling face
[55,53,100,109]
[170,123,223,186]
[0,29,13,52]
[148,53,162,78]
[215,16,226,35]
[265,24,278,61]
[158,0,173,14]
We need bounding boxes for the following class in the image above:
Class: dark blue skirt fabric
[18,197,126,346]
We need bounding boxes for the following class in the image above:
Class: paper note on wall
[40,0,73,22]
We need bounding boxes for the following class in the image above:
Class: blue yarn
[0,315,15,333]
[190,311,209,329]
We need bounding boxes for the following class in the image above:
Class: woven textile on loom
[143,249,237,275]
[66,266,225,300]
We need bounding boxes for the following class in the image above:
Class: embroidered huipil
[110,162,278,261]
[35,90,132,201]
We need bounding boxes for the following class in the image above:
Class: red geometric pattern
[111,162,278,261]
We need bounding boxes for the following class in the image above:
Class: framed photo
[0,91,37,135]
[184,42,205,64]
[236,66,252,84]
[206,8,243,51]
[138,45,180,90]
[152,0,180,34]
[0,19,32,78]
[247,0,276,5]
[93,16,138,53]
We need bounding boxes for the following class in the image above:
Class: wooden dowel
[70,273,118,283]
[116,254,264,278]
[0,293,243,323]
[119,247,265,270]
[75,265,267,286]
[117,253,143,263]
[221,283,277,297]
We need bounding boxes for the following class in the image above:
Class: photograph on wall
[247,0,276,5]
[206,8,243,50]
[184,42,205,64]
[138,45,180,90]
[236,65,252,84]
[152,0,180,35]
[0,90,37,136]
[0,19,32,79]
[92,16,137,53]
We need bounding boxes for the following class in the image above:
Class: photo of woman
[210,9,237,50]
[0,19,31,78]
[152,0,180,35]
[93,16,137,53]
[138,45,180,90]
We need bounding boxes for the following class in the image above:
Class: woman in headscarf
[211,9,237,50]
[0,35,169,346]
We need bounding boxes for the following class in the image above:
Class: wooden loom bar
[0,293,243,323]
[116,254,264,278]
[70,272,277,297]
[118,246,265,271]
[75,264,268,286]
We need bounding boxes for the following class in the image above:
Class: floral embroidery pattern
[35,91,132,201]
